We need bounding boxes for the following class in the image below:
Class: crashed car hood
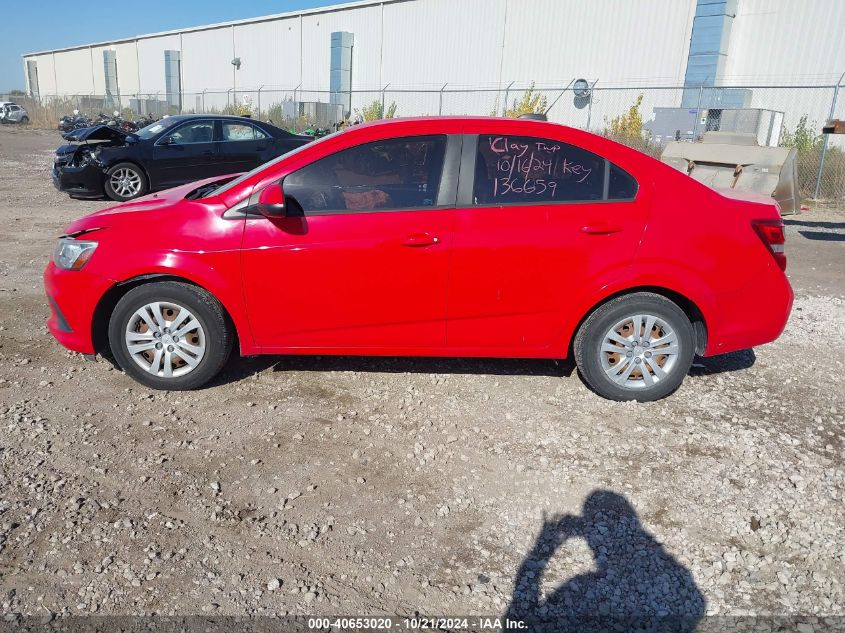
[61,124,136,143]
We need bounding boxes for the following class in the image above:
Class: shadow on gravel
[209,355,574,387]
[689,348,756,375]
[209,350,757,389]
[783,218,845,229]
[797,230,845,242]
[505,490,705,632]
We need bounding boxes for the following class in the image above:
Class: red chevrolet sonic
[44,117,793,401]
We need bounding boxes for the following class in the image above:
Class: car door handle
[255,146,267,151]
[201,150,214,156]
[401,233,440,247]
[581,224,623,235]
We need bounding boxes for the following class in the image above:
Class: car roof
[164,114,267,123]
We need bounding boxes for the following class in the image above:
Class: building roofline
[22,0,403,57]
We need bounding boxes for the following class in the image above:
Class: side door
[218,121,273,174]
[240,134,460,351]
[446,133,646,353]
[149,119,219,188]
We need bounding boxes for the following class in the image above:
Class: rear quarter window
[473,134,638,204]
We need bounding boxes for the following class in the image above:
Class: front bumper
[52,162,106,198]
[43,261,114,354]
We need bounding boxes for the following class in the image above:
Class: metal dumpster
[660,131,799,214]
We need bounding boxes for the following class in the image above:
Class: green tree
[604,94,644,140]
[503,83,548,118]
[357,100,397,121]
[780,115,823,153]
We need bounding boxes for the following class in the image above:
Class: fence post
[381,83,390,117]
[257,85,263,119]
[692,83,705,141]
[502,81,515,116]
[438,83,448,115]
[586,79,598,131]
[202,89,207,113]
[813,71,845,200]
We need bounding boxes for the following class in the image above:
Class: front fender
[107,249,256,354]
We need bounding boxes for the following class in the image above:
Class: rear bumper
[704,267,794,356]
[43,261,114,354]
[52,163,105,198]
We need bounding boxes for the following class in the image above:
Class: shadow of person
[505,490,705,632]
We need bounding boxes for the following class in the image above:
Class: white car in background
[0,103,29,124]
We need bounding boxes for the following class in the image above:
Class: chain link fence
[5,80,844,201]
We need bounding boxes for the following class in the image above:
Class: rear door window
[284,135,447,214]
[222,122,268,141]
[473,134,637,204]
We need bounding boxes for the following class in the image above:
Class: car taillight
[752,218,786,271]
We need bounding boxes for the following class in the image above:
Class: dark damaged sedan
[52,115,312,201]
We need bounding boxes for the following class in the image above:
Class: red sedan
[44,117,793,401]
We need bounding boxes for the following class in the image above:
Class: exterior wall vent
[330,31,354,118]
[682,0,737,107]
[103,50,119,109]
[164,49,182,111]
[26,60,39,99]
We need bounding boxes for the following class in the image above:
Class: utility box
[646,107,784,147]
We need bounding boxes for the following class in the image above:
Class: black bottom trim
[48,295,73,333]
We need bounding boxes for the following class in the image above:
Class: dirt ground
[1,126,844,624]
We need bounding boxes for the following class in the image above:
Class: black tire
[20,116,29,125]
[108,281,233,390]
[573,292,695,402]
[104,162,148,202]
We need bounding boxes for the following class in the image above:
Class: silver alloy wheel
[599,314,680,389]
[124,301,206,378]
[110,167,142,198]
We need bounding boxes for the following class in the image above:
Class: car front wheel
[108,281,233,390]
[574,292,695,401]
[104,162,148,201]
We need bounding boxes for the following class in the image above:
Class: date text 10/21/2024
[487,135,594,198]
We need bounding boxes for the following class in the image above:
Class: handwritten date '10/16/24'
[488,136,593,199]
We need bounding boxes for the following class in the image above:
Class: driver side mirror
[255,182,286,218]
[161,135,177,145]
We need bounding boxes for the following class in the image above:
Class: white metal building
[20,0,845,129]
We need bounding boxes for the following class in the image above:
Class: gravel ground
[1,126,844,625]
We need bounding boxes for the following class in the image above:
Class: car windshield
[135,118,179,140]
[208,129,343,199]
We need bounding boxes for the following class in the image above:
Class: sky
[0,0,332,92]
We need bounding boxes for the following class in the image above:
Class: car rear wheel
[104,162,148,201]
[573,292,695,401]
[108,281,233,390]
[20,116,29,124]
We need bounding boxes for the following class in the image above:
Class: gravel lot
[1,126,844,625]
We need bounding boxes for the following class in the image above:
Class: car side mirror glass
[161,135,176,145]
[256,182,286,218]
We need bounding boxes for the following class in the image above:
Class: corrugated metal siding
[233,18,303,89]
[724,0,845,84]
[300,4,383,92]
[501,0,696,86]
[113,42,141,95]
[53,48,95,94]
[22,0,845,107]
[382,0,507,87]
[136,34,181,94]
[28,54,57,96]
[181,28,235,93]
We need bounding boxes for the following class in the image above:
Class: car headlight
[53,238,98,270]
